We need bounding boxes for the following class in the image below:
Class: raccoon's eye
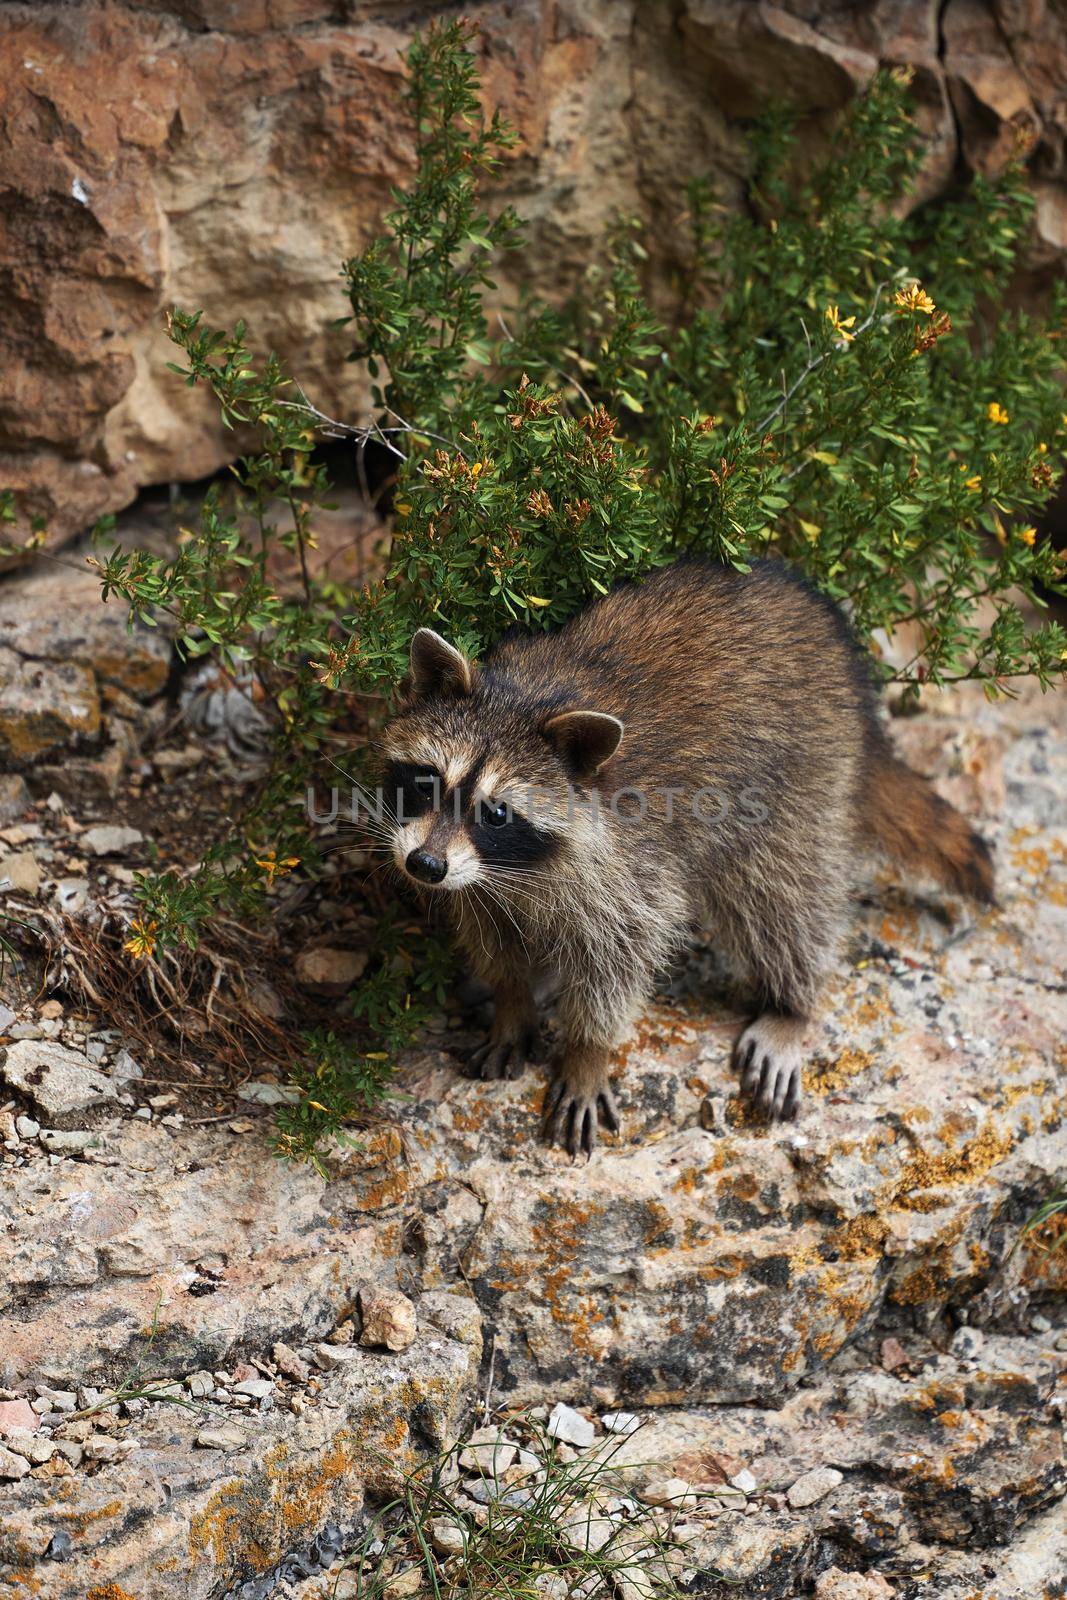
[479,797,510,828]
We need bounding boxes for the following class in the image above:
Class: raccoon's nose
[406,847,448,885]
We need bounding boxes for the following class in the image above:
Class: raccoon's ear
[542,710,624,779]
[409,628,473,697]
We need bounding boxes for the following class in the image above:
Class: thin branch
[755,283,890,435]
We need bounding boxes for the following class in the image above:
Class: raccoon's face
[381,628,623,894]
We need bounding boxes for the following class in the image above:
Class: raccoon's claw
[735,1020,804,1122]
[744,1055,800,1120]
[543,1076,620,1156]
[468,1029,536,1082]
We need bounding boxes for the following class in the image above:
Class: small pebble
[459,1429,517,1475]
[643,1476,696,1508]
[233,1378,273,1401]
[949,1326,984,1361]
[196,1423,249,1451]
[601,1410,640,1435]
[546,1401,595,1448]
[786,1467,843,1509]
[429,1517,466,1556]
[0,1445,31,1480]
[359,1286,417,1352]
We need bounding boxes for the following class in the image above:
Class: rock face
[0,675,1063,1595]
[3,0,1067,550]
[0,559,170,763]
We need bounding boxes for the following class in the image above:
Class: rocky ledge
[0,675,1064,1597]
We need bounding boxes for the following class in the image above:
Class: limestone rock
[194,1422,249,1452]
[1,1039,116,1122]
[0,774,30,825]
[815,1570,895,1600]
[547,1402,596,1448]
[0,1445,31,1480]
[0,1313,479,1597]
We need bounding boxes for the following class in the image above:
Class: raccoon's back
[488,559,879,789]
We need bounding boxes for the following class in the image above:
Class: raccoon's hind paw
[467,1027,537,1083]
[543,1072,620,1157]
[735,1016,805,1121]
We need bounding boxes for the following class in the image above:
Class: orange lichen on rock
[1021,1210,1067,1291]
[522,1196,613,1357]
[828,1213,891,1261]
[189,1478,275,1575]
[889,1118,1013,1210]
[909,1378,966,1414]
[269,1436,362,1534]
[803,1046,876,1096]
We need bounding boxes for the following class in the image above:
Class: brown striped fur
[381,558,994,1153]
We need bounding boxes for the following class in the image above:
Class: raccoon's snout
[406,847,448,885]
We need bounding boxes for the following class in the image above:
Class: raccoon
[380,559,993,1153]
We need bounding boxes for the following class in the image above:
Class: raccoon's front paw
[468,1025,538,1082]
[735,1015,804,1121]
[543,1071,620,1156]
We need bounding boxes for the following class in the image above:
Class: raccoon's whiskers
[475,877,532,958]
[462,886,497,963]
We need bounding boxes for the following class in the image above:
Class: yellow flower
[123,917,158,962]
[965,475,982,492]
[825,305,856,343]
[987,401,1010,425]
[1017,526,1037,547]
[255,850,300,887]
[894,281,935,316]
[1036,441,1048,454]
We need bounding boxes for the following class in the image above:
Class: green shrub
[6,22,1064,1162]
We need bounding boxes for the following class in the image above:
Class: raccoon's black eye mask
[387,761,440,820]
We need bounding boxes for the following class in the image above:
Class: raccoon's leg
[543,1035,622,1156]
[466,966,539,1082]
[723,872,845,1122]
[735,1010,809,1120]
[451,904,539,1082]
[542,970,642,1154]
